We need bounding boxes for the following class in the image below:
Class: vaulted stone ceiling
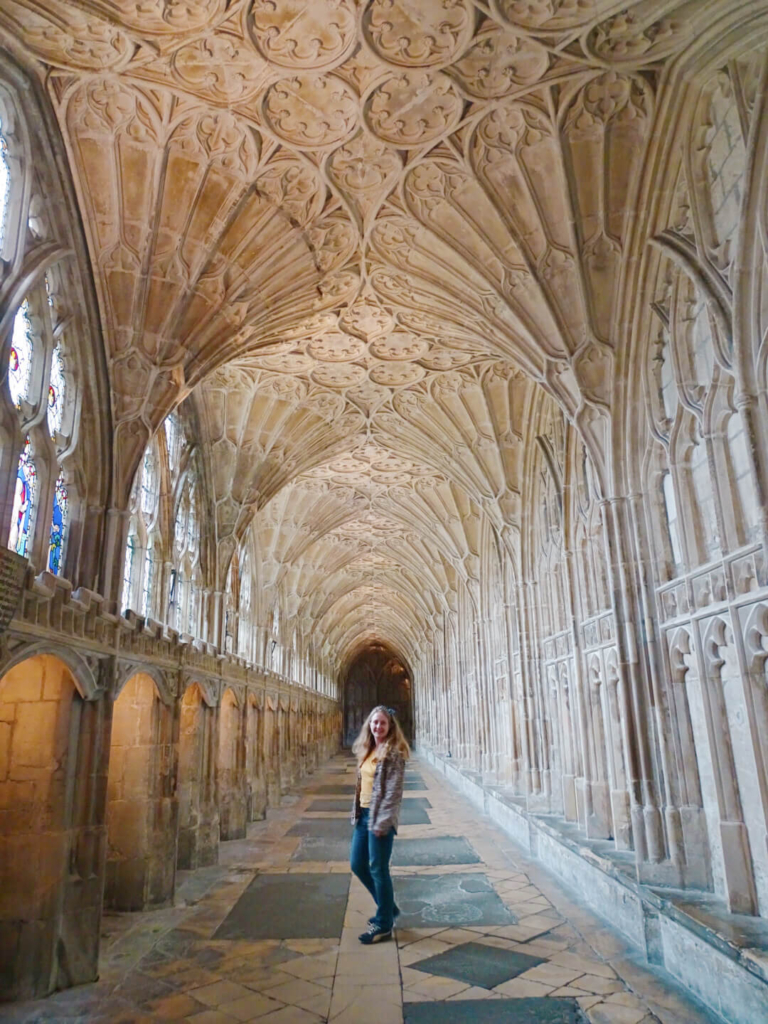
[0,0,743,665]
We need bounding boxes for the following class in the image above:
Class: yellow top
[359,752,378,808]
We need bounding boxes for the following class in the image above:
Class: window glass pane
[141,544,153,617]
[175,493,189,554]
[187,583,198,637]
[122,531,136,610]
[186,487,197,552]
[663,471,683,569]
[8,437,37,558]
[48,470,69,575]
[47,343,66,436]
[164,413,181,473]
[8,299,33,408]
[140,446,157,520]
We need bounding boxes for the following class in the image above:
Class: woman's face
[370,711,390,744]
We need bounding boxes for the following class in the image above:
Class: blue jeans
[350,808,395,930]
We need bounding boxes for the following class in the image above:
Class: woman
[350,705,410,944]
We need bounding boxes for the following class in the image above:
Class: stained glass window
[8,299,32,407]
[8,437,37,558]
[0,116,9,253]
[122,530,136,610]
[47,343,65,436]
[48,470,69,575]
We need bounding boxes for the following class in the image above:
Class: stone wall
[0,575,341,1002]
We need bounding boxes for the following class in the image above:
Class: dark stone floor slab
[411,940,543,989]
[398,805,430,825]
[288,818,352,839]
[405,773,425,783]
[307,797,433,813]
[292,837,350,862]
[214,873,349,940]
[393,837,479,865]
[403,781,427,790]
[396,873,517,927]
[291,833,472,864]
[311,784,356,794]
[307,799,353,812]
[403,998,581,1023]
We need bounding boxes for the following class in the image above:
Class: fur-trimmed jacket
[351,746,406,835]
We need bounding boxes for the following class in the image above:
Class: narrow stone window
[47,469,69,575]
[8,436,37,558]
[662,471,683,570]
[8,299,33,408]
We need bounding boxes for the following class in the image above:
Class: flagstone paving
[2,755,718,1023]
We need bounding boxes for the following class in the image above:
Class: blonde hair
[352,705,410,764]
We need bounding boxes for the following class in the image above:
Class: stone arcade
[0,2,768,1022]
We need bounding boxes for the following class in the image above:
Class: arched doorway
[342,643,413,748]
[0,654,99,1000]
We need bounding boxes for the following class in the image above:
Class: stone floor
[2,756,718,1024]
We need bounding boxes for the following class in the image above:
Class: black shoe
[359,922,392,945]
[368,905,400,926]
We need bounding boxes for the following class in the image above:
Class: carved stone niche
[0,548,27,635]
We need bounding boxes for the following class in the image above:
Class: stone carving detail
[450,25,550,97]
[308,333,367,363]
[363,0,474,70]
[328,133,402,220]
[366,71,462,148]
[496,0,602,32]
[0,1,133,71]
[248,0,356,70]
[90,0,225,35]
[264,74,358,148]
[586,5,695,65]
[172,35,269,103]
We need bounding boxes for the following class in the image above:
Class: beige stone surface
[1,2,768,1019]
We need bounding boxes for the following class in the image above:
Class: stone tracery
[1,2,768,1018]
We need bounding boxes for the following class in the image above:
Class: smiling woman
[350,705,410,944]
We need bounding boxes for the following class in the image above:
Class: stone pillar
[177,684,219,869]
[104,672,179,911]
[217,688,248,840]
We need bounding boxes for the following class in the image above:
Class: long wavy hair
[352,705,410,764]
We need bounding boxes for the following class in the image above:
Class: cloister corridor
[2,1,768,1022]
[2,753,715,1024]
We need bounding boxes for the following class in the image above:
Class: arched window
[8,300,33,408]
[122,441,160,615]
[0,75,94,585]
[662,471,683,569]
[8,437,37,557]
[170,478,200,636]
[47,343,66,437]
[48,470,69,575]
[238,549,252,659]
[164,412,182,476]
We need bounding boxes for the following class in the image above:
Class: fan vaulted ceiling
[0,0,726,663]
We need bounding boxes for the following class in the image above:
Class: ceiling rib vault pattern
[0,0,725,666]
